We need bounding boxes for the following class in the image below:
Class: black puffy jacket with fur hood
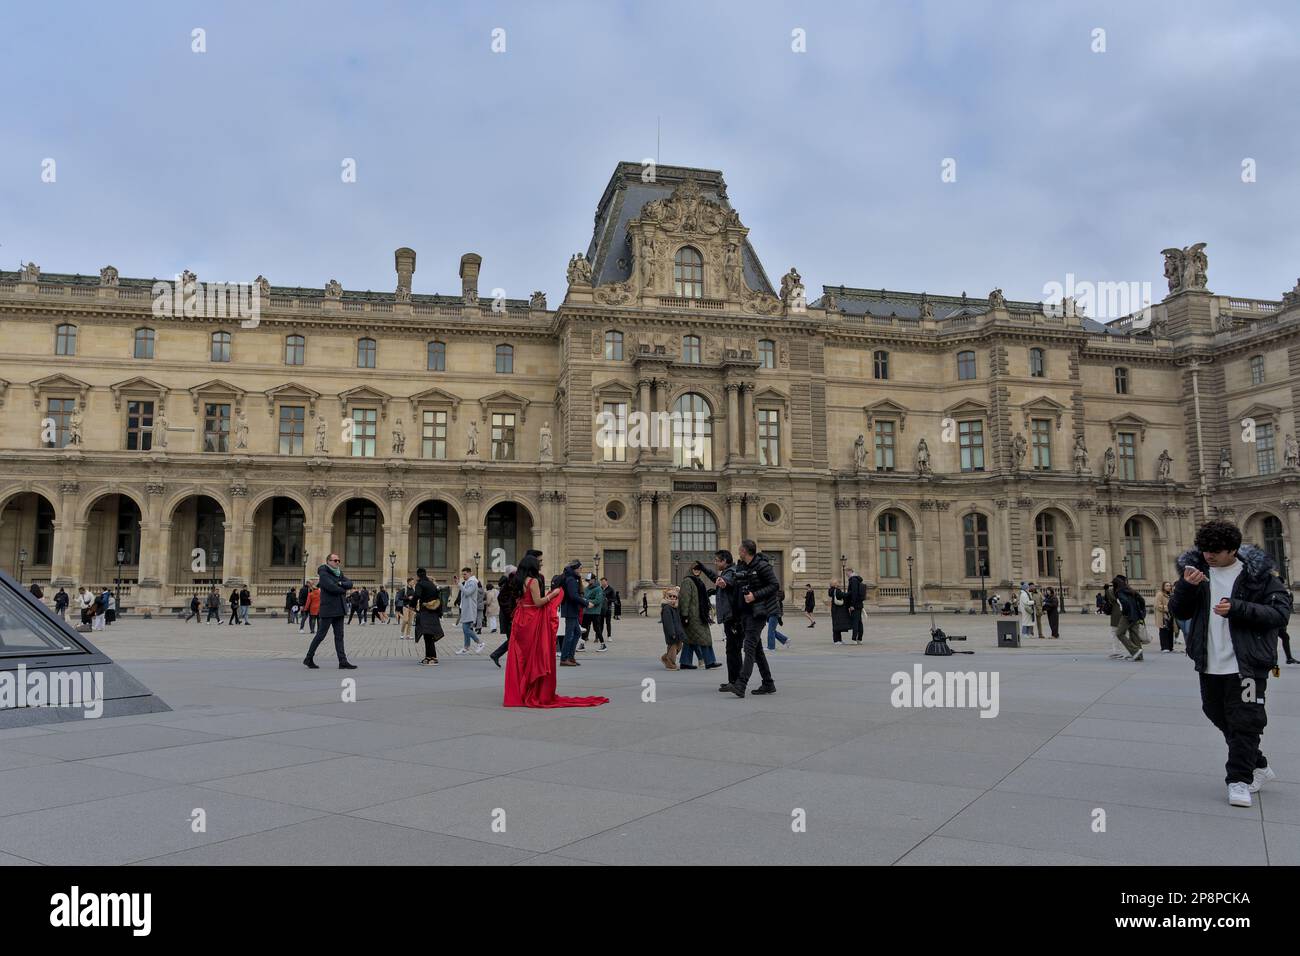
[1169,544,1291,675]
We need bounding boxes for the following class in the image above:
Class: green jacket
[677,575,713,647]
[584,582,605,616]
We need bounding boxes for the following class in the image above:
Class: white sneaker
[596,643,608,652]
[455,647,467,655]
[1249,766,1277,793]
[1228,782,1253,807]
[577,640,586,651]
[474,643,485,654]
[556,650,562,658]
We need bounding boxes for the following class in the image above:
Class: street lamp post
[303,551,310,583]
[211,546,222,590]
[473,551,480,577]
[115,547,126,612]
[906,554,915,615]
[593,551,600,578]
[840,553,847,588]
[1056,556,1065,613]
[17,547,28,587]
[388,550,396,597]
[979,558,988,614]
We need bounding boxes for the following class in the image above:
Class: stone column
[655,492,672,584]
[856,499,872,584]
[1284,500,1300,585]
[745,494,761,546]
[462,489,483,573]
[727,494,744,551]
[741,383,755,459]
[725,383,741,465]
[638,492,655,584]
[637,379,653,464]
[1106,503,1124,579]
[388,491,409,585]
[995,500,1013,586]
[50,480,82,587]
[227,482,252,584]
[308,485,329,573]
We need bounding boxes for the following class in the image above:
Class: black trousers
[1046,610,1060,638]
[307,615,349,664]
[1200,671,1269,785]
[420,632,439,658]
[1159,623,1174,652]
[491,618,512,661]
[736,613,773,689]
[722,617,744,684]
[228,604,239,625]
[1281,630,1295,662]
[603,611,613,638]
[850,606,864,642]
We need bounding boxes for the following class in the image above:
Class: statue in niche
[853,434,867,472]
[1156,449,1173,482]
[1219,447,1234,480]
[315,417,329,453]
[1010,433,1027,470]
[392,418,406,456]
[916,437,932,476]
[153,414,169,450]
[1102,447,1116,480]
[1072,434,1089,474]
[467,419,480,457]
[1286,433,1299,471]
[540,421,553,461]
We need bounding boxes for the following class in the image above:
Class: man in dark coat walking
[305,552,357,670]
[697,551,742,689]
[723,539,778,698]
[847,569,866,643]
[1169,519,1291,808]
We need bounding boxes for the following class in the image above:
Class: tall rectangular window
[1257,423,1276,475]
[55,324,77,355]
[427,341,446,371]
[345,501,378,567]
[351,408,377,457]
[958,420,985,472]
[1117,431,1136,480]
[278,405,305,455]
[422,410,448,460]
[46,398,75,448]
[126,400,154,451]
[601,402,627,462]
[204,403,231,453]
[1250,355,1265,385]
[491,413,516,461]
[757,409,780,466]
[877,514,900,578]
[285,335,305,366]
[963,513,989,578]
[957,351,976,380]
[1031,418,1052,470]
[874,421,896,472]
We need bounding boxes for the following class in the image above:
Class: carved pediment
[592,380,636,411]
[478,389,531,423]
[109,376,169,412]
[754,386,791,421]
[865,398,908,432]
[264,382,321,417]
[408,386,462,421]
[338,384,392,420]
[944,397,990,418]
[1108,412,1151,441]
[31,373,91,410]
[1239,402,1283,426]
[1021,395,1068,431]
[636,179,742,236]
[189,378,247,415]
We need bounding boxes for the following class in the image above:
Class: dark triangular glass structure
[0,570,169,727]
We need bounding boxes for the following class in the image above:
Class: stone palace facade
[2,162,1300,612]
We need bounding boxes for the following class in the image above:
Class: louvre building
[3,162,1300,611]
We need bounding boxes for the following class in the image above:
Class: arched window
[873,350,889,380]
[345,500,379,567]
[1115,367,1129,395]
[270,497,305,566]
[957,350,976,380]
[682,335,702,364]
[878,513,900,578]
[211,331,232,362]
[670,505,718,553]
[427,340,446,371]
[604,331,623,361]
[134,327,155,359]
[1122,517,1145,580]
[495,344,514,374]
[758,340,776,369]
[674,246,704,299]
[672,392,713,470]
[55,323,77,356]
[1029,347,1045,377]
[285,335,305,366]
[963,513,989,578]
[1263,515,1286,573]
[1035,512,1058,577]
[357,337,376,369]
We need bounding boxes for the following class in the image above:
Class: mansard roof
[584,162,775,296]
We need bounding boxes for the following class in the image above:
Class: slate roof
[584,162,775,296]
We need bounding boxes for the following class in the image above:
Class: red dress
[503,584,609,708]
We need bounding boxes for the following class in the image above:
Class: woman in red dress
[503,553,609,708]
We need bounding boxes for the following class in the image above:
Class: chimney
[459,252,482,304]
[394,247,416,296]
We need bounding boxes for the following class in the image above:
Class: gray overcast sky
[3,0,1298,316]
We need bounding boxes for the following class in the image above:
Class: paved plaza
[0,612,1297,866]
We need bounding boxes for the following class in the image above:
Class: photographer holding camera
[721,539,779,698]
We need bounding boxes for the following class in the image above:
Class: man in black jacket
[723,539,778,698]
[305,553,357,670]
[601,577,616,640]
[1169,519,1291,808]
[847,569,865,643]
[697,551,743,690]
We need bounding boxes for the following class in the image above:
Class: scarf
[323,562,341,577]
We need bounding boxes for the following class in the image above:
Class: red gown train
[503,586,609,708]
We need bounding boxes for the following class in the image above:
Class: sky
[3,0,1299,316]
